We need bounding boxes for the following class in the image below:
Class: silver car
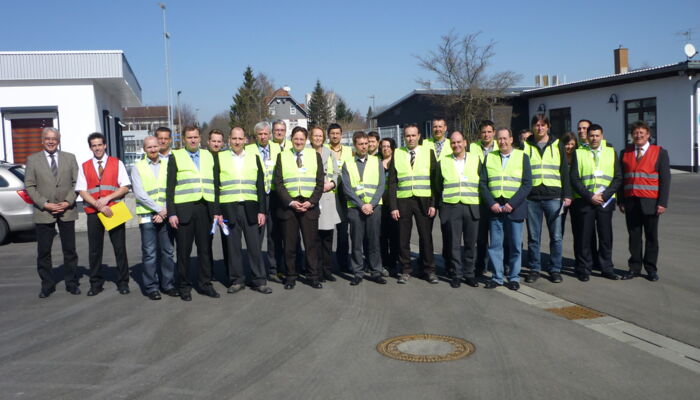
[0,162,34,244]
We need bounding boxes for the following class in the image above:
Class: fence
[343,125,404,147]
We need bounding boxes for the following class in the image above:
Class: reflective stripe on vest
[172,149,215,203]
[394,145,432,198]
[485,150,524,199]
[218,150,259,203]
[246,142,280,193]
[523,139,562,187]
[135,157,168,215]
[574,147,616,199]
[622,145,661,199]
[440,154,480,205]
[281,148,318,198]
[345,156,382,207]
[83,156,121,214]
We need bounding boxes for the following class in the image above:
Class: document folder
[97,201,133,231]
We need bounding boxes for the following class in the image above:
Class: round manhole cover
[376,334,475,363]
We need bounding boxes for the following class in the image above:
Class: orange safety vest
[622,145,661,199]
[83,156,120,214]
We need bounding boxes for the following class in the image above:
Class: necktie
[296,152,303,168]
[97,160,104,178]
[409,150,415,167]
[262,147,269,163]
[435,141,443,157]
[49,153,57,177]
[592,150,599,167]
[636,148,643,161]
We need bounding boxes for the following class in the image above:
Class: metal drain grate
[546,305,606,320]
[376,334,475,363]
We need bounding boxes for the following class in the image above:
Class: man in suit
[388,123,439,284]
[272,126,325,289]
[25,127,80,298]
[618,121,670,282]
[436,130,481,288]
[76,132,131,296]
[480,128,532,291]
[131,136,178,300]
[570,124,622,281]
[166,126,220,301]
[213,127,271,294]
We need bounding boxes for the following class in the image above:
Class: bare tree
[417,31,521,139]
[174,103,197,130]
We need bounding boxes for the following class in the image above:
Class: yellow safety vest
[440,154,480,205]
[218,150,258,203]
[172,148,215,203]
[345,156,382,207]
[574,147,616,199]
[424,137,453,161]
[134,157,168,215]
[281,148,318,198]
[394,145,432,198]
[523,139,562,187]
[245,142,280,193]
[469,140,499,163]
[326,144,354,193]
[485,149,524,199]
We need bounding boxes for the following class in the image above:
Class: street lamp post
[158,3,173,136]
[177,90,182,137]
[368,95,376,129]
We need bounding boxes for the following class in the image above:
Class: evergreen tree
[229,66,266,135]
[307,80,331,129]
[335,97,352,123]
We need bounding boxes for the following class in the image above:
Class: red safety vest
[82,156,120,214]
[622,145,660,199]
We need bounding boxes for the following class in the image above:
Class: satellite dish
[684,43,697,58]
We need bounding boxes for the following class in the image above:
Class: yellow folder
[97,201,133,231]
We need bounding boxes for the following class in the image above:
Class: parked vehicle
[0,162,34,244]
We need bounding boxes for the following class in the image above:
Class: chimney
[543,75,549,87]
[614,47,628,74]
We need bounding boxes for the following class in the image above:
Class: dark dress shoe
[66,286,81,295]
[310,281,323,289]
[39,287,55,298]
[602,272,620,280]
[450,278,461,288]
[484,281,501,289]
[525,271,540,283]
[87,287,103,296]
[621,272,639,280]
[464,277,479,287]
[118,286,130,295]
[647,272,659,282]
[368,275,387,285]
[227,284,245,294]
[577,274,590,282]
[148,291,162,300]
[427,274,439,284]
[284,281,296,290]
[252,285,272,294]
[180,292,192,301]
[201,287,220,298]
[324,273,337,282]
[350,276,362,286]
[549,272,563,283]
[506,281,520,291]
[163,288,180,297]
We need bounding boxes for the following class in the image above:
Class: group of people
[25,115,670,300]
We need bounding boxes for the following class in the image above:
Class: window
[549,107,571,138]
[625,97,657,144]
[290,106,296,115]
[269,106,275,116]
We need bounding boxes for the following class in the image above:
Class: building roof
[521,60,700,97]
[267,87,309,118]
[122,106,168,119]
[0,50,142,106]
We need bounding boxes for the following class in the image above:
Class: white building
[0,50,142,164]
[522,51,699,171]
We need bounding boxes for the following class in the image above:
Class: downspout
[693,77,699,172]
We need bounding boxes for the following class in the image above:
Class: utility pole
[368,95,376,129]
[159,3,173,137]
[177,90,182,136]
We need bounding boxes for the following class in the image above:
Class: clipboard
[97,202,133,231]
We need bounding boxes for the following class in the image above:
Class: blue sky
[2,0,698,123]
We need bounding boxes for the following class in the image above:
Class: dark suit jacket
[570,149,622,208]
[387,147,439,213]
[165,150,216,224]
[24,150,79,223]
[617,147,671,215]
[272,150,324,220]
[479,152,532,221]
[212,151,265,226]
[435,154,481,220]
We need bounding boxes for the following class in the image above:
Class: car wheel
[0,218,8,245]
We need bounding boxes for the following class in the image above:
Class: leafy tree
[229,66,269,135]
[307,80,332,129]
[417,31,521,140]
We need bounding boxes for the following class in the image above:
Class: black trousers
[175,202,213,293]
[380,205,400,271]
[283,211,320,282]
[474,204,490,275]
[262,193,284,275]
[572,199,615,276]
[624,198,660,274]
[335,220,350,271]
[36,220,78,290]
[441,204,479,279]
[318,229,334,277]
[87,213,128,289]
[396,197,435,275]
[224,203,265,287]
